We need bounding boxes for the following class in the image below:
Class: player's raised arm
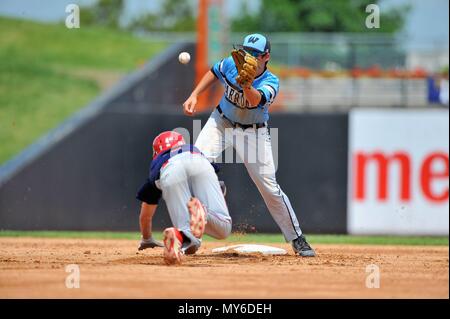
[183,70,217,116]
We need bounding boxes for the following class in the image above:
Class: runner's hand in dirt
[138,237,164,250]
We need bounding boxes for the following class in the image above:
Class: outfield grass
[0,16,167,164]
[0,230,447,246]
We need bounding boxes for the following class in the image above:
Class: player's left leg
[235,127,315,257]
[159,157,202,258]
[186,154,232,240]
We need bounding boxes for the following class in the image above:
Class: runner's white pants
[195,109,303,242]
[158,152,232,240]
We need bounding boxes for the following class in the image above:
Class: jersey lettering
[225,84,251,109]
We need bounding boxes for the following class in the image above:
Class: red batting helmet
[152,131,186,158]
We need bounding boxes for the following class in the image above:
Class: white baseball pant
[158,152,232,240]
[195,108,303,242]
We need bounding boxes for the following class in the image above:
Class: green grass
[0,16,167,164]
[0,230,447,246]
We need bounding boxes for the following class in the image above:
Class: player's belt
[216,106,267,130]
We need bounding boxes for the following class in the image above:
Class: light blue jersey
[211,56,279,125]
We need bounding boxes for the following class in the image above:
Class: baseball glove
[231,49,258,89]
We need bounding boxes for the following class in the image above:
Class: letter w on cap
[248,36,259,43]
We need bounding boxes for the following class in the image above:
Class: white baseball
[178,52,191,64]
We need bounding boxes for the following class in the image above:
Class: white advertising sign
[348,109,449,235]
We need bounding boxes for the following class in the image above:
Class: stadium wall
[0,111,349,234]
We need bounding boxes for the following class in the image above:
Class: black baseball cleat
[292,234,316,257]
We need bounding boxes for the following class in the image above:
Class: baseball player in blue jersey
[136,131,232,265]
[183,34,315,257]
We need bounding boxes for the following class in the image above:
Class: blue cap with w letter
[242,33,271,54]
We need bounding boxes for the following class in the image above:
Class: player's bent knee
[215,230,230,240]
[209,222,232,240]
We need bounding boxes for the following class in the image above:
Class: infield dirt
[0,237,448,298]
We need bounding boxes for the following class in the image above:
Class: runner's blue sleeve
[136,179,162,205]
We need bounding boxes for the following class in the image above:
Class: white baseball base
[212,244,287,255]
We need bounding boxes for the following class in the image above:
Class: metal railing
[136,31,449,110]
[275,78,430,112]
[229,32,409,70]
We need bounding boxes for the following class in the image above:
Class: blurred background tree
[232,0,410,33]
[79,0,124,29]
[77,0,409,34]
[127,0,196,32]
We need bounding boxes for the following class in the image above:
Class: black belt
[216,106,267,130]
